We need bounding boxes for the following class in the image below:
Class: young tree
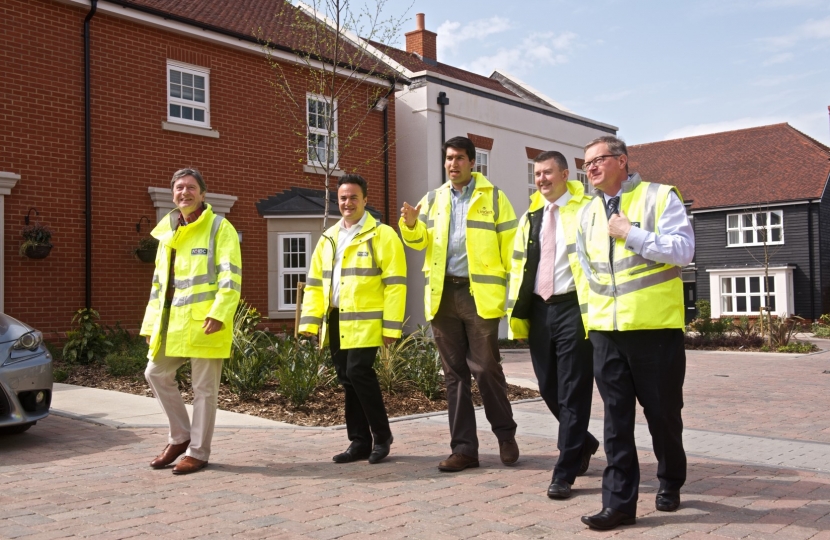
[258,0,410,229]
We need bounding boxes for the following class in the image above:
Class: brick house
[628,124,830,322]
[1,0,400,335]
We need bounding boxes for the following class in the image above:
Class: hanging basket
[24,244,52,259]
[135,247,157,263]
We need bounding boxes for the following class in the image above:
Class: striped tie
[537,204,557,300]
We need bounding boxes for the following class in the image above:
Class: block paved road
[2,348,830,539]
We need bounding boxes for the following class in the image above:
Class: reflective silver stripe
[642,182,662,233]
[470,274,507,286]
[299,316,322,325]
[206,215,224,284]
[427,219,435,228]
[410,236,425,244]
[467,220,496,231]
[591,254,660,276]
[366,237,378,269]
[383,320,403,330]
[419,214,428,224]
[628,261,666,276]
[171,290,216,307]
[149,289,159,301]
[621,173,642,193]
[580,303,588,314]
[588,266,681,297]
[496,219,518,233]
[425,189,437,228]
[342,268,382,277]
[382,276,406,285]
[152,274,160,284]
[174,274,213,289]
[492,187,500,222]
[216,262,241,275]
[506,299,516,309]
[306,277,324,287]
[566,243,576,255]
[339,311,383,321]
[512,249,524,260]
[425,276,430,286]
[218,278,242,292]
[322,270,332,278]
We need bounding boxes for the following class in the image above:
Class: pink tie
[537,204,557,300]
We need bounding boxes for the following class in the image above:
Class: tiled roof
[109,0,397,76]
[256,187,381,219]
[372,43,520,98]
[628,124,830,210]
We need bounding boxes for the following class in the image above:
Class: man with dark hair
[142,168,241,475]
[300,174,406,464]
[576,135,694,530]
[507,150,600,499]
[400,136,520,472]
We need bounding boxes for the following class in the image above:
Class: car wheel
[0,422,35,435]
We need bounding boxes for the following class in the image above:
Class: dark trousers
[431,280,517,458]
[329,311,391,448]
[528,294,598,483]
[590,329,687,516]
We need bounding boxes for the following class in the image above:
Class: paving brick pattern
[2,349,830,539]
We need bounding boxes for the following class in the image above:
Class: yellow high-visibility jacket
[140,204,242,359]
[399,173,518,321]
[576,174,685,331]
[299,213,406,349]
[507,181,592,339]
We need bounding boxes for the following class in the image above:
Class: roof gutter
[84,0,98,309]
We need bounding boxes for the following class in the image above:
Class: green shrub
[53,368,68,383]
[105,351,147,377]
[62,308,112,365]
[812,323,830,338]
[374,335,412,394]
[402,324,443,400]
[767,314,805,347]
[275,337,334,406]
[776,342,817,353]
[223,302,277,398]
[695,299,711,319]
[733,316,758,338]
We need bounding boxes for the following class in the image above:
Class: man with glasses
[576,136,694,530]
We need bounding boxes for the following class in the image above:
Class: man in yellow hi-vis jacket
[400,136,519,472]
[300,174,406,464]
[141,168,241,475]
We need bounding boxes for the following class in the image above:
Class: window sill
[268,311,300,320]
[303,165,345,177]
[162,121,220,139]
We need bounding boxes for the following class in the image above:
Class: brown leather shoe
[499,439,520,465]
[150,440,190,469]
[438,453,480,472]
[172,456,208,475]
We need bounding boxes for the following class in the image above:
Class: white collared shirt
[534,189,576,296]
[331,212,368,308]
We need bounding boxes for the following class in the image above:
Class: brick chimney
[405,13,437,63]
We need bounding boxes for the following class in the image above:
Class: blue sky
[382,0,830,145]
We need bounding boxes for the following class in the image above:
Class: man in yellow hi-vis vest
[400,136,519,472]
[576,136,694,531]
[300,174,406,465]
[141,168,241,475]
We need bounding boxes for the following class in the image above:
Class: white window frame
[306,93,338,166]
[726,210,784,247]
[474,149,489,177]
[527,160,536,197]
[707,266,794,318]
[576,171,590,193]
[277,233,312,310]
[166,60,210,128]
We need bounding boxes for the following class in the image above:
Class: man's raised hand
[401,202,422,228]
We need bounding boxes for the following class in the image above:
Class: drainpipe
[437,91,449,184]
[379,82,395,225]
[84,0,98,309]
[808,201,816,318]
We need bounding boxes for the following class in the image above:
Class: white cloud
[436,17,513,58]
[763,52,794,65]
[593,90,634,103]
[759,15,830,51]
[663,116,787,140]
[462,31,577,76]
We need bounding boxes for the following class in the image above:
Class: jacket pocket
[189,304,227,349]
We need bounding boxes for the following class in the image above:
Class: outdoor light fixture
[24,207,39,225]
[136,215,152,233]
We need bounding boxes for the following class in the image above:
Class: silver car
[0,313,52,434]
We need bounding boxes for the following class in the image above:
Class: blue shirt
[446,178,476,277]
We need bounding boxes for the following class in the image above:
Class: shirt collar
[451,178,476,196]
[340,211,368,232]
[178,203,206,226]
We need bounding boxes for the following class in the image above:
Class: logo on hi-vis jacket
[191,248,208,255]
[477,208,494,217]
[357,251,370,257]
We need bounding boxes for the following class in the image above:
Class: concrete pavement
[1,348,829,539]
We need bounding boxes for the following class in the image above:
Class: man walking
[400,136,519,472]
[507,151,600,499]
[576,136,694,530]
[300,174,406,464]
[142,168,242,475]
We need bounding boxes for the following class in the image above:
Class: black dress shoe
[581,508,636,530]
[547,478,572,499]
[577,437,600,476]
[655,490,680,512]
[368,435,393,464]
[332,443,371,463]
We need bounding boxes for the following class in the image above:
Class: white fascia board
[706,265,796,273]
[294,0,414,83]
[264,214,331,219]
[490,69,572,113]
[53,0,393,88]
[408,69,618,132]
[691,200,819,214]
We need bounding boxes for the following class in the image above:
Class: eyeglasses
[581,154,621,171]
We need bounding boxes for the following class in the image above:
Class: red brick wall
[0,0,397,336]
